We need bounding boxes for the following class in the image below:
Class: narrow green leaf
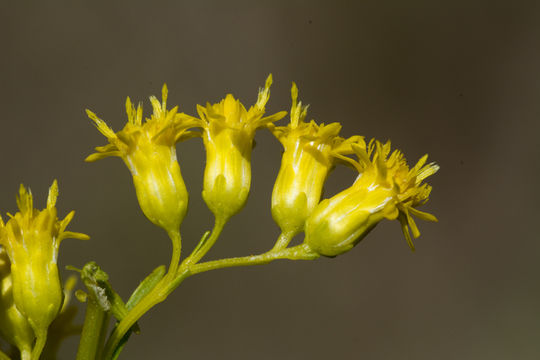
[191,231,211,257]
[126,265,166,310]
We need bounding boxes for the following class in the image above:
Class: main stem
[101,270,190,360]
[101,223,317,360]
[75,297,108,360]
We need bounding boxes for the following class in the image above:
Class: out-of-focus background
[1,1,539,359]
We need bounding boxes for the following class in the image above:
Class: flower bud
[197,75,286,223]
[305,140,439,257]
[86,85,200,233]
[269,83,363,239]
[0,181,89,337]
[126,135,188,233]
[0,247,34,358]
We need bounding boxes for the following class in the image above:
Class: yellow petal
[398,214,415,251]
[16,184,33,216]
[86,109,116,139]
[161,83,168,110]
[408,207,438,222]
[255,74,272,110]
[60,231,90,241]
[47,180,59,209]
[59,211,75,234]
[85,151,121,162]
[405,209,421,238]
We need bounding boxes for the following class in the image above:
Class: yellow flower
[305,140,439,256]
[0,180,89,340]
[0,247,34,359]
[86,85,200,234]
[197,74,286,223]
[269,83,364,241]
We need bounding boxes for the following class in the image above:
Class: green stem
[97,313,110,359]
[190,243,319,275]
[166,229,182,281]
[76,297,108,360]
[101,229,183,359]
[180,218,225,269]
[101,270,190,360]
[271,231,295,251]
[100,230,316,359]
[31,330,47,360]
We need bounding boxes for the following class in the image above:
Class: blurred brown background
[1,1,539,359]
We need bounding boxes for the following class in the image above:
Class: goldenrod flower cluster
[0,74,439,359]
[86,75,438,257]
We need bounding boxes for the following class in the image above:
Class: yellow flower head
[0,247,34,359]
[86,85,200,233]
[305,140,439,256]
[197,74,287,223]
[269,83,364,239]
[0,180,89,337]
